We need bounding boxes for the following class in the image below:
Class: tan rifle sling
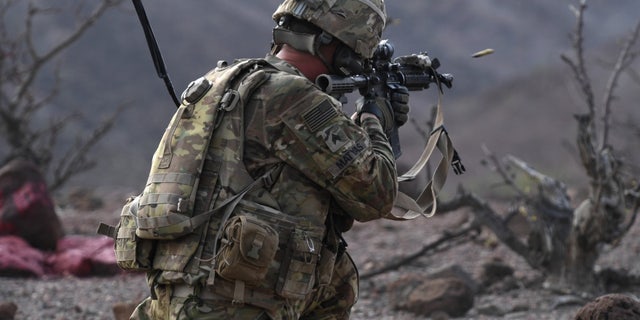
[389,89,464,220]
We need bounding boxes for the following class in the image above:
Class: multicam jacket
[244,54,398,230]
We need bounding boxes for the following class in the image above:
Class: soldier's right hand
[356,96,395,133]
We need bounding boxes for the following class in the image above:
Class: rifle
[316,40,453,158]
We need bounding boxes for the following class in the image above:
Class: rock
[390,269,474,319]
[428,264,479,294]
[411,277,474,317]
[480,257,514,287]
[475,303,505,317]
[0,159,63,251]
[574,293,640,320]
[113,301,139,320]
[0,302,18,320]
[430,310,450,320]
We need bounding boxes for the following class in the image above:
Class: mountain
[21,0,640,195]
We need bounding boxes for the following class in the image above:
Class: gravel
[1,195,639,320]
[0,274,148,320]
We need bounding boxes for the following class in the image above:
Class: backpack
[98,59,272,271]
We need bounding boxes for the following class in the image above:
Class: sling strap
[389,83,464,220]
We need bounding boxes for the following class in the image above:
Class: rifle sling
[390,84,457,220]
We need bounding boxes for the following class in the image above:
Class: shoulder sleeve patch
[319,124,349,152]
[327,138,369,178]
[302,99,339,133]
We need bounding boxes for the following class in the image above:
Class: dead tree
[559,0,640,291]
[0,0,124,191]
[439,0,640,293]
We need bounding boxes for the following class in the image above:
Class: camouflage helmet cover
[273,0,387,59]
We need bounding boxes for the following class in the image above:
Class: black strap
[132,0,180,107]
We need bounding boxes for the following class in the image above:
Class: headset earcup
[332,44,364,76]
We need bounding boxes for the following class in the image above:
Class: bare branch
[49,104,125,191]
[360,220,479,279]
[0,0,125,190]
[436,186,536,268]
[11,0,124,112]
[600,20,640,150]
[561,1,596,124]
[627,65,640,85]
[20,61,62,121]
[481,145,528,198]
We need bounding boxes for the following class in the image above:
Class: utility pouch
[316,228,339,286]
[215,215,279,286]
[316,246,337,286]
[98,196,154,271]
[276,229,320,299]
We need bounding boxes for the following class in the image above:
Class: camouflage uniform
[131,53,396,319]
[131,0,395,318]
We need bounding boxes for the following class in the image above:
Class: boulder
[574,293,640,320]
[0,302,17,320]
[480,257,514,287]
[389,265,475,318]
[0,159,63,251]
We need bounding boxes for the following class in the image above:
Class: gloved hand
[356,96,395,132]
[388,84,410,127]
[356,87,409,159]
[356,85,410,130]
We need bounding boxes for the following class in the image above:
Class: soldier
[129,0,410,319]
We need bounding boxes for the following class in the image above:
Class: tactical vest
[98,58,276,272]
[101,58,325,309]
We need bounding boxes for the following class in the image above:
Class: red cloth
[0,236,45,277]
[0,235,120,277]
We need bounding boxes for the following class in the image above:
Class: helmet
[273,0,387,59]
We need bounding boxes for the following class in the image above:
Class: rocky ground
[1,189,639,320]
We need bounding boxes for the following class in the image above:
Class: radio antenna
[132,0,180,107]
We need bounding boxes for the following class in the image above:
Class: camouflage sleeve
[261,74,397,222]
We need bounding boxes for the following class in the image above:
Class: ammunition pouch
[209,199,323,303]
[97,196,154,271]
[215,215,279,286]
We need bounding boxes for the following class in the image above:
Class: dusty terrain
[1,189,639,320]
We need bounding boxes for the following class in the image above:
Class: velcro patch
[320,125,349,152]
[328,139,368,178]
[302,100,339,133]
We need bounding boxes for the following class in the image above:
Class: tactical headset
[272,15,365,77]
